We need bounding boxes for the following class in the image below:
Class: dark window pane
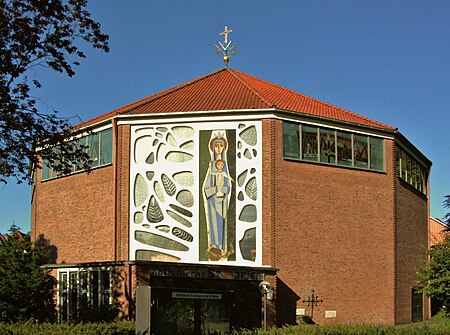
[401,151,407,180]
[100,270,111,306]
[100,129,113,165]
[370,138,384,171]
[395,147,401,177]
[69,272,78,319]
[282,122,300,159]
[302,126,318,161]
[42,160,49,180]
[79,271,88,307]
[59,272,68,321]
[354,135,368,168]
[88,133,100,167]
[90,270,99,307]
[337,131,352,166]
[320,129,336,164]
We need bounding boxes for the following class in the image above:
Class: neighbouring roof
[79,68,396,131]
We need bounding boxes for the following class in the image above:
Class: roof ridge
[227,68,273,108]
[114,68,228,115]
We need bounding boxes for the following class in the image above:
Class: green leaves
[417,233,450,315]
[0,227,57,322]
[0,0,109,183]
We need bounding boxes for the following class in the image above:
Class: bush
[0,321,135,335]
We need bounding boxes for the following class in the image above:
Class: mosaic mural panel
[130,121,262,265]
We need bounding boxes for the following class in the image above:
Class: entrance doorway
[152,289,231,334]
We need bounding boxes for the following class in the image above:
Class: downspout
[112,118,118,261]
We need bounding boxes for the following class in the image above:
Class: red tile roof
[82,68,396,131]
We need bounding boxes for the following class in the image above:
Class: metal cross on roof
[215,25,237,67]
[220,26,232,44]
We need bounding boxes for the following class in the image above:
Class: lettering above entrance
[129,121,262,266]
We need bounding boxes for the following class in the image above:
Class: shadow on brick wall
[276,278,300,326]
[35,234,58,263]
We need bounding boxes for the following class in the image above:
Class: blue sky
[1,0,449,233]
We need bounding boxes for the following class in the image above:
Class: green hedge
[0,321,135,335]
[0,318,449,335]
[232,317,450,335]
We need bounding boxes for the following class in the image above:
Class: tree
[0,0,109,184]
[417,233,450,316]
[444,195,450,225]
[0,225,57,322]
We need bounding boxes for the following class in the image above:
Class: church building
[31,28,431,333]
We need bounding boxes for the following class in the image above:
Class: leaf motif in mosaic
[166,132,177,146]
[244,149,252,159]
[245,177,257,201]
[146,152,155,164]
[176,190,194,208]
[156,143,167,162]
[239,125,257,146]
[155,225,170,233]
[169,204,193,218]
[166,210,192,227]
[172,126,194,139]
[238,191,244,201]
[237,170,248,187]
[134,211,144,224]
[172,171,194,187]
[165,151,194,163]
[147,196,164,223]
[180,140,194,150]
[154,181,165,202]
[135,250,180,262]
[161,174,176,196]
[134,173,149,207]
[156,132,163,138]
[172,227,194,242]
[134,135,152,164]
[156,127,168,132]
[135,127,154,133]
[135,230,188,251]
[239,228,256,261]
[238,204,257,222]
[146,171,155,181]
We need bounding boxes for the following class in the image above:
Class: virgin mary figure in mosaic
[202,131,232,261]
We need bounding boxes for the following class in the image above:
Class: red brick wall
[32,165,115,264]
[265,119,397,324]
[395,179,429,323]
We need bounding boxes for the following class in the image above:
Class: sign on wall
[129,121,262,266]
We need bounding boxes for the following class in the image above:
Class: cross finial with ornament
[214,25,237,67]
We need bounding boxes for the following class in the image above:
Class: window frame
[42,127,113,181]
[282,121,385,173]
[58,267,113,322]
